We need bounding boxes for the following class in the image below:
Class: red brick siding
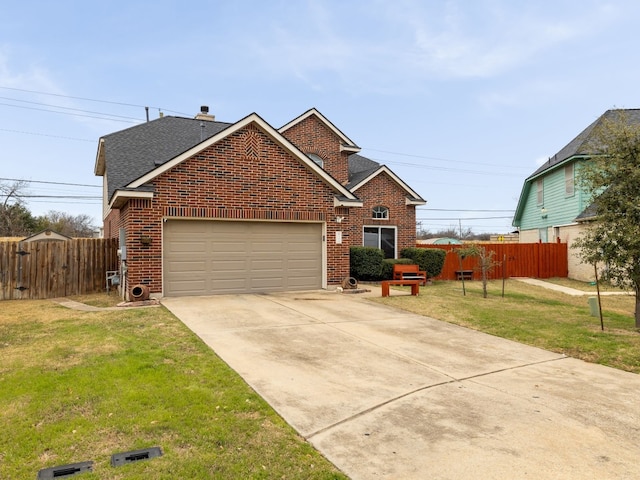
[280,115,349,185]
[350,172,417,256]
[103,209,121,239]
[119,123,353,293]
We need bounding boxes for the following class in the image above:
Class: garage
[163,220,323,296]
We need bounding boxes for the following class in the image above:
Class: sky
[2,0,640,235]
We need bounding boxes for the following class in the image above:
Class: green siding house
[512,108,640,280]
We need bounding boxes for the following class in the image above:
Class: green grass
[376,279,640,373]
[0,297,346,479]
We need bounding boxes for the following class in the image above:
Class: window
[308,153,324,168]
[537,179,544,205]
[565,164,574,196]
[364,226,396,258]
[372,206,389,219]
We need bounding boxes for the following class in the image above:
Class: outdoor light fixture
[541,207,548,219]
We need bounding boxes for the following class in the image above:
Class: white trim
[363,225,398,259]
[109,190,154,209]
[405,197,426,206]
[279,108,361,152]
[340,144,360,153]
[351,165,426,203]
[94,138,105,176]
[125,113,359,201]
[334,197,363,207]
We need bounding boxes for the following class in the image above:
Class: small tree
[573,110,640,328]
[0,180,37,237]
[36,210,96,238]
[456,244,500,298]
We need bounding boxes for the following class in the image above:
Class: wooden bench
[455,270,473,281]
[381,279,420,297]
[393,264,427,286]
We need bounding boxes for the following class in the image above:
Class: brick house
[94,107,425,297]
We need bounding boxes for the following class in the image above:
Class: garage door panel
[164,220,322,296]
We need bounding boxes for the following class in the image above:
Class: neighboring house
[95,107,425,297]
[512,108,640,281]
[21,229,72,242]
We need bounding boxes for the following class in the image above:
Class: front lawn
[0,297,346,479]
[376,279,640,374]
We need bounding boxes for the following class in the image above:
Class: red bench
[381,280,420,297]
[392,264,427,286]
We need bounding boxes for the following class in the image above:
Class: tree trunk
[635,285,640,329]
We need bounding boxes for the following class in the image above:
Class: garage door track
[162,289,640,480]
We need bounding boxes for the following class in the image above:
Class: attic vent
[195,105,215,121]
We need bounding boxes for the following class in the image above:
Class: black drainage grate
[111,446,163,467]
[37,461,93,479]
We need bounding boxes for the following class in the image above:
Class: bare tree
[0,180,37,237]
[37,210,97,238]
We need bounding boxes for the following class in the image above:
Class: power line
[417,216,513,220]
[0,85,191,116]
[417,208,515,212]
[0,128,94,142]
[20,195,101,199]
[0,95,143,121]
[365,147,531,171]
[0,177,101,188]
[0,102,138,123]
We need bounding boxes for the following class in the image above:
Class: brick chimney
[195,105,215,121]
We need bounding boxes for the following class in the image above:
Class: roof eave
[406,197,427,206]
[279,108,360,151]
[350,165,425,202]
[109,190,154,210]
[334,196,363,207]
[340,144,361,153]
[94,138,106,176]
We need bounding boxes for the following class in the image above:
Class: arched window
[372,206,389,219]
[308,153,324,168]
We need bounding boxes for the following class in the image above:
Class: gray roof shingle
[102,116,231,201]
[528,108,640,179]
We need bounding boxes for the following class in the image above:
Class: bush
[350,246,385,280]
[400,247,446,278]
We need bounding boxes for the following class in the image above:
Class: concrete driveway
[162,289,640,479]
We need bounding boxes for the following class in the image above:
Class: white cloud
[245,0,625,95]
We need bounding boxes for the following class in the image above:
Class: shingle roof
[527,108,640,179]
[346,154,380,189]
[102,116,231,201]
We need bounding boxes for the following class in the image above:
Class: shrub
[400,247,446,278]
[350,246,385,280]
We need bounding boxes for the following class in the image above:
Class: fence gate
[0,238,118,300]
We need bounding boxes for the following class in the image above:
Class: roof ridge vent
[195,105,215,121]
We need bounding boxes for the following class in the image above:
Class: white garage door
[163,220,323,296]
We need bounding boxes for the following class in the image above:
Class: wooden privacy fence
[0,238,119,300]
[417,242,568,280]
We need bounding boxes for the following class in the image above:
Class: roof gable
[347,161,425,205]
[279,108,360,153]
[110,113,359,207]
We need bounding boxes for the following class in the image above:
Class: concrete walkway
[162,289,640,480]
[513,277,632,296]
